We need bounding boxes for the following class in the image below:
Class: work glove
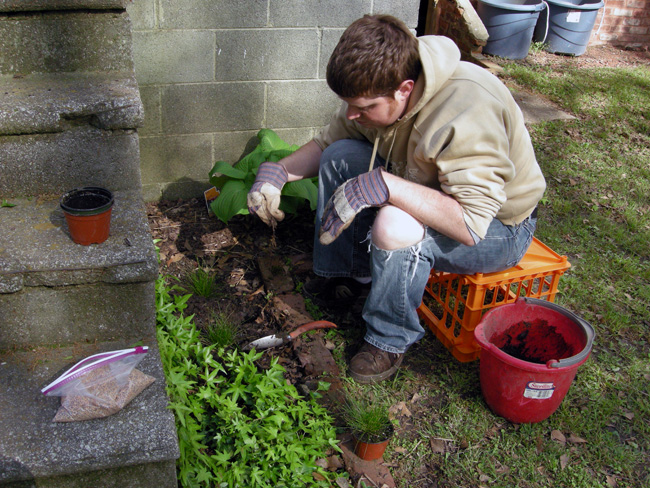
[247,161,289,227]
[319,167,389,245]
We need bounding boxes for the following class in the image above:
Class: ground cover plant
[148,46,650,488]
[155,274,342,487]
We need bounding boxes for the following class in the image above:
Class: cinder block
[213,130,261,166]
[139,133,213,185]
[161,82,264,133]
[138,85,162,135]
[267,80,339,128]
[0,12,133,75]
[126,0,156,29]
[0,127,142,197]
[271,128,315,148]
[159,0,267,28]
[159,179,213,201]
[373,0,421,28]
[132,30,215,84]
[269,0,370,27]
[215,29,319,81]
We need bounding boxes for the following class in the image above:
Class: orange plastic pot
[60,187,114,245]
[353,424,393,461]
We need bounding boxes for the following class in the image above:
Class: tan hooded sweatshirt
[312,35,546,240]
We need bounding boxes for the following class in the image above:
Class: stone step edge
[0,189,158,293]
[0,339,179,484]
[0,1,130,12]
[0,71,143,136]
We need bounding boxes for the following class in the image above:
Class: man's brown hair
[326,15,421,98]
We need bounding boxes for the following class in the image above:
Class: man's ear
[395,79,415,102]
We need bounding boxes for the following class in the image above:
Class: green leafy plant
[1,199,16,208]
[208,129,318,224]
[155,273,341,487]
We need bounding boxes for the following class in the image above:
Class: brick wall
[592,0,650,48]
[127,0,420,201]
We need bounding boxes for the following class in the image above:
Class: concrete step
[0,71,144,197]
[0,1,130,12]
[0,10,134,76]
[0,340,179,487]
[0,125,144,197]
[0,190,158,349]
[0,72,143,136]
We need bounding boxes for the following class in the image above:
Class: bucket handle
[522,297,596,368]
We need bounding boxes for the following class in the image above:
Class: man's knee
[371,206,424,250]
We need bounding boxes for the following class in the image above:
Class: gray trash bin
[533,0,605,55]
[477,0,547,59]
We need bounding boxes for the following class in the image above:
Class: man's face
[341,94,403,129]
[341,80,414,129]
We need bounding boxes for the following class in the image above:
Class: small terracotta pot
[353,424,394,461]
[60,187,114,245]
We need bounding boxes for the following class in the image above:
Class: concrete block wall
[127,0,421,201]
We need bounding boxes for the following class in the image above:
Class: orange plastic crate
[417,237,571,362]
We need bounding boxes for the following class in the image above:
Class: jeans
[313,139,537,354]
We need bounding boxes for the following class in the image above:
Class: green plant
[342,393,393,444]
[155,274,341,487]
[184,262,219,298]
[205,310,239,348]
[209,129,319,224]
[1,199,16,208]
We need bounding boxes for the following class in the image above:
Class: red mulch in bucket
[491,318,578,364]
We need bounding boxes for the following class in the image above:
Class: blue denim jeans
[313,139,537,354]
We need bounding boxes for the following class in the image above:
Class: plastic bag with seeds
[41,346,155,422]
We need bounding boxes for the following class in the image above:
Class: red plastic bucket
[474,297,595,423]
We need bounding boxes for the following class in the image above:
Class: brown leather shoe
[349,342,404,384]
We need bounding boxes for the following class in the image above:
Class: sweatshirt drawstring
[367,128,399,173]
[368,136,379,173]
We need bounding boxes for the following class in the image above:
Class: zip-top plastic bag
[41,346,155,422]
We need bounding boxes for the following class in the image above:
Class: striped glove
[319,167,389,245]
[247,162,288,227]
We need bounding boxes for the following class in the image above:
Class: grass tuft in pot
[342,394,394,460]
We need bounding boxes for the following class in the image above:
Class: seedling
[205,311,239,348]
[185,262,219,298]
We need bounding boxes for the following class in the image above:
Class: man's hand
[319,167,389,245]
[247,161,289,227]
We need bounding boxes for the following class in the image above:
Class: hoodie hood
[402,36,462,122]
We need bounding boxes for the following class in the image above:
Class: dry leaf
[335,477,351,488]
[430,438,447,453]
[551,429,567,444]
[393,446,407,454]
[606,475,618,487]
[623,411,634,420]
[560,454,569,470]
[410,392,423,403]
[167,253,183,265]
[389,401,412,417]
[567,434,587,444]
